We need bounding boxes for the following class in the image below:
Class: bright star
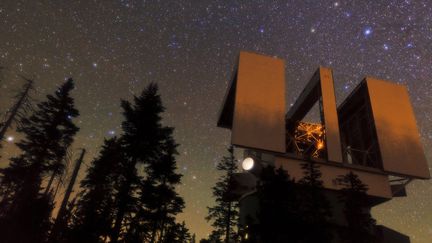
[363,27,372,36]
[6,136,14,142]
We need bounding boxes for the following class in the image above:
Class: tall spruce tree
[111,83,185,243]
[206,145,239,243]
[67,137,124,242]
[110,83,162,242]
[0,78,79,243]
[337,171,377,243]
[142,136,184,243]
[255,166,302,243]
[297,162,333,243]
[162,221,192,243]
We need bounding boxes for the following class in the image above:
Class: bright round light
[242,157,254,171]
[6,136,14,142]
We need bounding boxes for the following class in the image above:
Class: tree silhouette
[0,78,33,145]
[49,149,86,242]
[297,161,333,243]
[206,145,239,243]
[127,95,184,242]
[110,83,185,243]
[146,137,184,242]
[162,221,192,243]
[67,138,124,242]
[205,231,223,243]
[0,78,79,243]
[110,83,161,242]
[337,171,377,243]
[255,166,301,243]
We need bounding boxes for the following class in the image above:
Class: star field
[1,1,432,241]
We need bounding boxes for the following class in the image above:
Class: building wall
[275,156,392,199]
[231,52,286,153]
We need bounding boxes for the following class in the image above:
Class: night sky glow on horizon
[1,1,432,241]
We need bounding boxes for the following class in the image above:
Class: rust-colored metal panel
[231,51,286,153]
[366,78,430,179]
[320,68,343,163]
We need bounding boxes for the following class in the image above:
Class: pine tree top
[14,78,79,165]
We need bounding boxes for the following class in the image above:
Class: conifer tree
[206,231,223,243]
[110,83,163,242]
[206,145,239,243]
[0,78,79,243]
[255,166,301,243]
[67,138,124,242]
[297,162,333,243]
[162,221,192,243]
[337,171,376,243]
[111,83,185,243]
[110,155,139,243]
[143,135,184,243]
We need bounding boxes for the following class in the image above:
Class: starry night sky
[1,0,432,241]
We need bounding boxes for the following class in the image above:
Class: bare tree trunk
[45,157,65,195]
[0,79,33,142]
[49,149,86,242]
[53,175,63,198]
[44,171,56,195]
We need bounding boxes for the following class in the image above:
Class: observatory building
[217,51,430,242]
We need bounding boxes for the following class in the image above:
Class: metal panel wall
[366,78,430,179]
[231,51,286,153]
[320,68,343,162]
